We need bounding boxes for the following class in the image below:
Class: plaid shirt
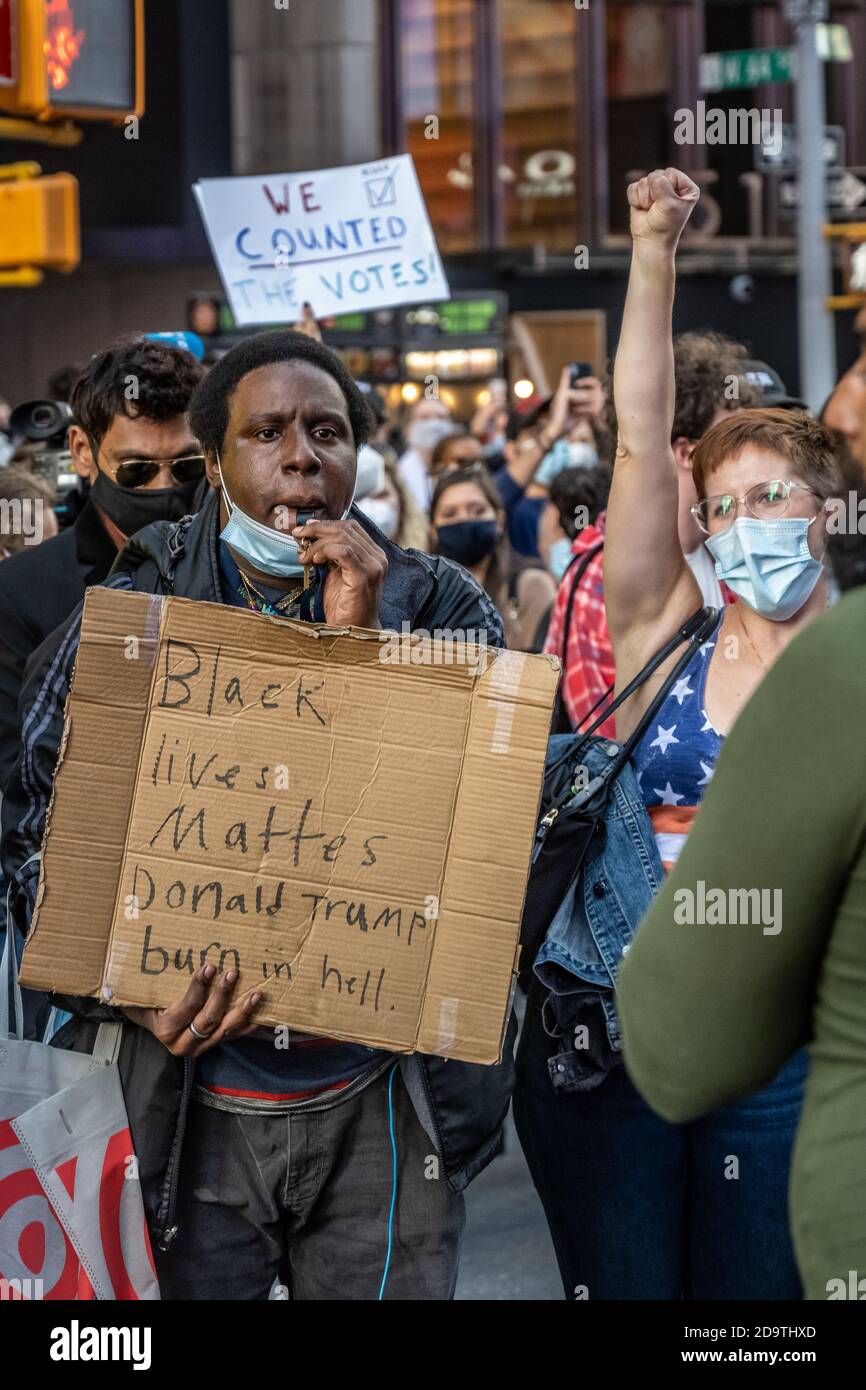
[544,515,616,738]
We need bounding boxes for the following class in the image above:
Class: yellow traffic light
[0,162,80,281]
[0,0,144,123]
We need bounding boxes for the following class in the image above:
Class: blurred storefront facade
[388,0,866,251]
[1,0,864,402]
[381,0,866,396]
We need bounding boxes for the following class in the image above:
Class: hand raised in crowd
[627,167,700,249]
[293,302,324,341]
[123,965,263,1057]
[293,517,388,628]
[541,365,605,448]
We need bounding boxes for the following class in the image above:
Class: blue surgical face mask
[217,452,352,579]
[217,453,305,577]
[705,515,825,621]
[534,439,598,488]
[548,536,575,580]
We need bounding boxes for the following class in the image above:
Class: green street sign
[700,28,851,91]
[699,47,794,91]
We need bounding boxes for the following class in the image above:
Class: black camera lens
[9,399,74,444]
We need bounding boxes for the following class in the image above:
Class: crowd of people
[1,166,866,1301]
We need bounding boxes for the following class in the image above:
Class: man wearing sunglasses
[0,336,205,792]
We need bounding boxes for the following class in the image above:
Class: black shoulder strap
[614,608,720,770]
[566,607,721,800]
[583,606,717,742]
[550,540,605,733]
[558,540,604,673]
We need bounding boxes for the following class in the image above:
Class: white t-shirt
[686,542,724,608]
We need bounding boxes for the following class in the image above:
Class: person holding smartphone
[495,365,606,558]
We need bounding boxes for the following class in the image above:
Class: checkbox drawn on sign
[365,172,398,208]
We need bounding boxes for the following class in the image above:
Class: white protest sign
[193,155,450,326]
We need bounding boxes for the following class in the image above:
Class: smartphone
[569,362,594,387]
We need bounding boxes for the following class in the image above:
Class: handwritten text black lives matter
[121,637,433,1017]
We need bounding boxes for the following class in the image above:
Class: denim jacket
[532,734,665,1093]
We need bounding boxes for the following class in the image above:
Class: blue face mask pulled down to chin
[705,515,825,621]
[217,452,350,579]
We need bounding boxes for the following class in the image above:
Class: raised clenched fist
[627,168,700,248]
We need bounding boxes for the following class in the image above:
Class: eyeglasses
[690,479,826,535]
[110,455,207,489]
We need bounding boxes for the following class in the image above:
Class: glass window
[498,0,583,251]
[606,3,671,235]
[402,0,477,252]
[699,1,761,237]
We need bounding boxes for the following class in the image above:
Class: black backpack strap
[550,540,605,733]
[547,606,722,817]
[562,606,721,809]
[559,541,604,671]
[581,606,717,743]
[615,607,720,769]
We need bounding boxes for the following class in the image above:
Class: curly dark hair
[672,331,758,441]
[189,331,376,456]
[550,464,611,538]
[70,336,205,448]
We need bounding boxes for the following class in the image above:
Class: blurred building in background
[1,0,865,405]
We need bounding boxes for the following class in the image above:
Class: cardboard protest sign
[193,155,450,325]
[22,589,558,1065]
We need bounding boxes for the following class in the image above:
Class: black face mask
[90,470,202,537]
[435,519,499,567]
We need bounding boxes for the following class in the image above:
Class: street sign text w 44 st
[699,47,793,91]
[699,28,852,92]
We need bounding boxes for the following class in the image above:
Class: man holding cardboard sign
[1,331,553,1301]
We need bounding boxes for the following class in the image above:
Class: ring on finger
[188,1021,214,1040]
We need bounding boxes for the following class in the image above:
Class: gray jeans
[154,1067,465,1300]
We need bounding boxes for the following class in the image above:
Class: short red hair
[691,407,841,500]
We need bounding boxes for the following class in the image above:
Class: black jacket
[2,491,517,1251]
[0,500,116,789]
